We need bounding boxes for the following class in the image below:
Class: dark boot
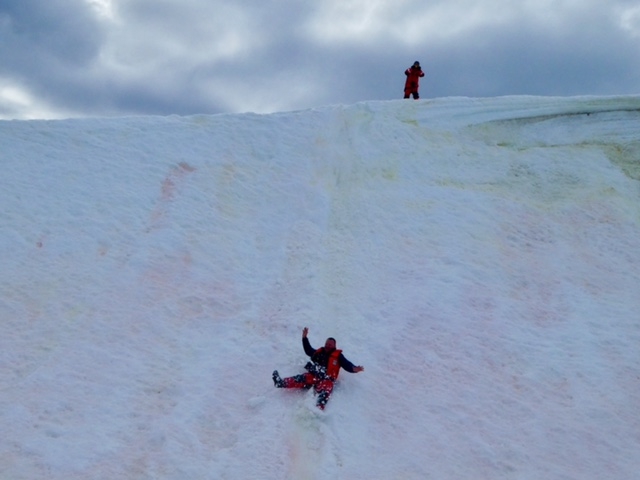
[272,370,284,388]
[316,391,329,410]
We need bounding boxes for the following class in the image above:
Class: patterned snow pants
[279,372,334,410]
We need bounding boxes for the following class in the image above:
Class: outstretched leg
[314,378,335,410]
[273,370,316,389]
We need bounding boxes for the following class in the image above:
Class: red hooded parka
[404,63,424,98]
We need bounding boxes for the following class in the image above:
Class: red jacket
[303,337,357,380]
[404,66,424,92]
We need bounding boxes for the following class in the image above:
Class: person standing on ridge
[404,61,425,99]
[272,327,364,410]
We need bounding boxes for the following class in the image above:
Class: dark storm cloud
[0,0,106,116]
[0,0,103,70]
[425,13,640,98]
[1,0,639,119]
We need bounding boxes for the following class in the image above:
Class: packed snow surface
[1,95,640,479]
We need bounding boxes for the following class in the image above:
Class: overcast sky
[1,0,639,119]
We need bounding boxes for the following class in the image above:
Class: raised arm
[302,327,316,356]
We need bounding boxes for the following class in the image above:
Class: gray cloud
[1,0,639,119]
[1,0,103,72]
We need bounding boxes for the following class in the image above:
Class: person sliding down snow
[272,327,364,410]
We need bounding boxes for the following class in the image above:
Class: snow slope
[1,95,640,479]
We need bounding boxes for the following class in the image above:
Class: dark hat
[413,61,420,66]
